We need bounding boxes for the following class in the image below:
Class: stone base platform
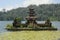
[6,27,57,31]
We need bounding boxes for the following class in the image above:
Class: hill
[0,4,60,21]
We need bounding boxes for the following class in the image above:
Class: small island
[6,8,57,31]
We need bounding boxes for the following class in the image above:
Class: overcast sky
[0,0,60,11]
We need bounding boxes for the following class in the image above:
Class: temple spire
[29,8,35,16]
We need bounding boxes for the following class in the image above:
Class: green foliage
[49,16,58,21]
[15,17,21,22]
[0,4,60,21]
[28,25,33,28]
[6,24,13,29]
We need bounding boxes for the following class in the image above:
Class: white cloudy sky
[0,0,60,11]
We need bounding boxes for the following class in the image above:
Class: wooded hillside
[0,4,60,21]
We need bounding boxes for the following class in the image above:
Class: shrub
[6,24,13,29]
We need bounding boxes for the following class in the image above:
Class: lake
[0,21,60,33]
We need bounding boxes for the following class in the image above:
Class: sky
[0,0,60,11]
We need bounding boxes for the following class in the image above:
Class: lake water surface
[0,21,60,33]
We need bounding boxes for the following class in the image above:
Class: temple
[26,9,37,28]
[25,8,56,29]
[6,8,57,31]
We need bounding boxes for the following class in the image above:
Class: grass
[0,31,60,40]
